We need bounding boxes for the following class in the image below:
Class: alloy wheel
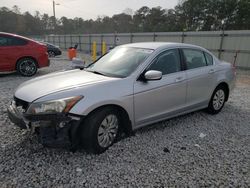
[48,51,55,57]
[213,89,225,110]
[19,60,37,76]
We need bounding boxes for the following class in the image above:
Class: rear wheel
[207,86,226,114]
[80,107,121,154]
[16,58,38,77]
[48,51,55,57]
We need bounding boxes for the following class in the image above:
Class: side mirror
[144,70,162,81]
[71,58,85,69]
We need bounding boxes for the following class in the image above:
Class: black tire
[80,107,121,154]
[48,51,55,57]
[207,86,227,114]
[16,58,38,77]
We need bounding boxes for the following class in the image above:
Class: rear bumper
[38,53,50,68]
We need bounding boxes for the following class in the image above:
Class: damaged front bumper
[8,100,29,129]
[7,100,84,148]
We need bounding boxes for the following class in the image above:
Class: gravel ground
[0,55,250,187]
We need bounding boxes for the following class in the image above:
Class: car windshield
[86,47,154,78]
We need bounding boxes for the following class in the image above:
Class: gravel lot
[0,55,250,187]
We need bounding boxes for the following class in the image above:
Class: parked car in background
[41,42,62,57]
[7,42,236,154]
[0,32,49,76]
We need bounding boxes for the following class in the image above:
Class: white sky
[1,0,179,19]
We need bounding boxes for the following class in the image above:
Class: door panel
[186,67,214,106]
[0,36,9,71]
[134,72,187,126]
[182,48,215,107]
[0,35,27,71]
[0,46,16,71]
[133,49,187,127]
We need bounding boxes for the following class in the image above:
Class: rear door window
[10,37,28,46]
[182,49,207,70]
[0,36,27,46]
[0,36,10,46]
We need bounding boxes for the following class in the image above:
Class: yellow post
[102,41,107,55]
[92,41,97,61]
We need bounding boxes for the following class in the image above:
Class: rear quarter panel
[25,41,49,68]
[212,60,236,96]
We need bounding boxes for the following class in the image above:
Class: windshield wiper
[86,69,124,78]
[86,70,105,76]
[85,53,109,68]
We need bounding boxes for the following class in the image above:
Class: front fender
[69,96,134,126]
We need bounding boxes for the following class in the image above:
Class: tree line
[0,0,250,35]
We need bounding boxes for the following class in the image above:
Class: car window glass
[204,52,213,66]
[0,36,10,46]
[0,36,27,46]
[148,49,181,75]
[183,49,207,70]
[10,37,27,46]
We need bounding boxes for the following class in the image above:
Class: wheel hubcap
[213,89,225,110]
[97,114,118,148]
[19,60,36,76]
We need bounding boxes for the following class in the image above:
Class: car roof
[0,32,36,42]
[120,42,207,51]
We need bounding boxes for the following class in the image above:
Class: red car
[0,32,50,76]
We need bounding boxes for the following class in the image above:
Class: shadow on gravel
[0,72,19,77]
[0,70,50,79]
[136,110,201,134]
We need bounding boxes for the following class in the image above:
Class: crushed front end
[7,96,83,149]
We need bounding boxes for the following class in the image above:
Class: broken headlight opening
[24,96,83,148]
[26,96,83,115]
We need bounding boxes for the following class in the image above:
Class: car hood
[15,69,117,102]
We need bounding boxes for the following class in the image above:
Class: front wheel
[207,86,226,114]
[80,107,120,154]
[16,58,38,77]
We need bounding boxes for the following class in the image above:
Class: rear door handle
[208,69,215,74]
[175,77,184,82]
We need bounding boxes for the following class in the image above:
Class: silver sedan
[8,42,236,153]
